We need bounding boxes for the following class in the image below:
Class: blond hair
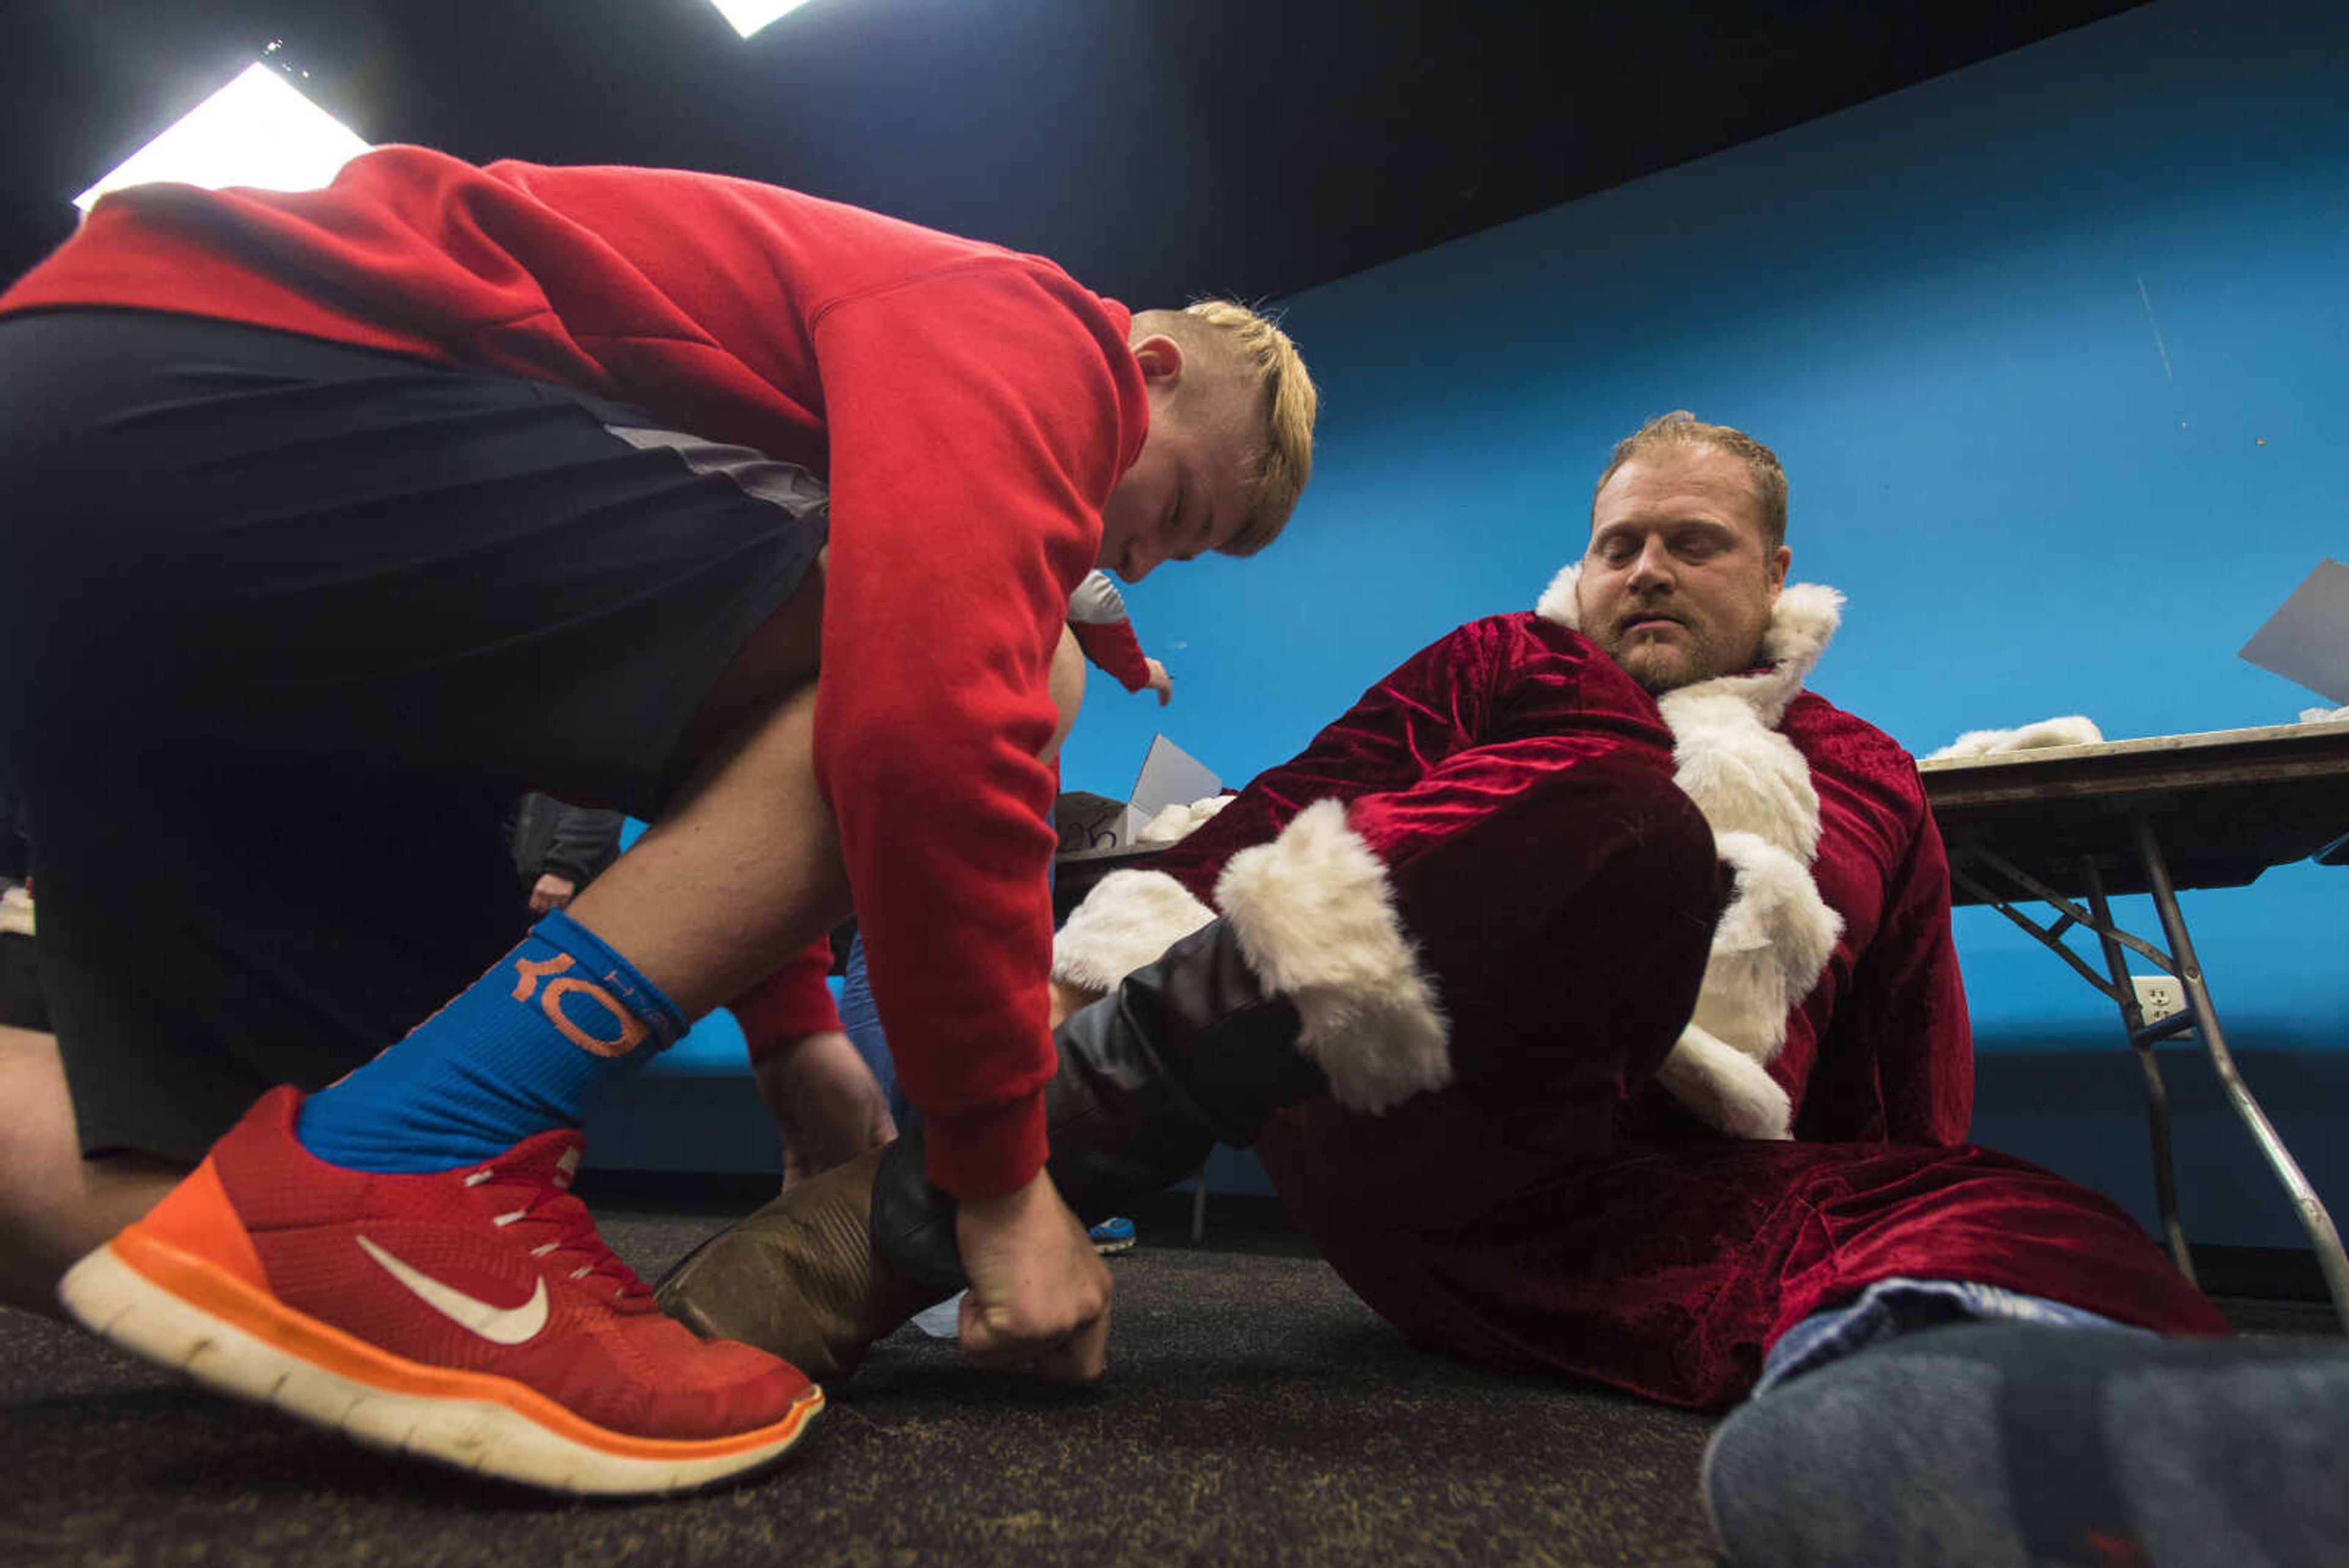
[1595,412,1788,550]
[1135,300,1318,556]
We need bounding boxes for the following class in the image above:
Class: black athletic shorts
[0,309,829,1159]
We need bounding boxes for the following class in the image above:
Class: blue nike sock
[295,909,686,1172]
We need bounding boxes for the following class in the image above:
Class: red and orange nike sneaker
[59,1086,822,1496]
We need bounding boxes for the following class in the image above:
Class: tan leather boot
[658,920,1317,1375]
[655,1148,943,1381]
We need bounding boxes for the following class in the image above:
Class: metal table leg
[2081,857,2196,1284]
[2130,811,2349,1332]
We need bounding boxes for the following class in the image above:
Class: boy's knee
[1044,626,1086,764]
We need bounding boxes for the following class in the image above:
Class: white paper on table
[2238,559,2349,706]
[1128,734,1222,823]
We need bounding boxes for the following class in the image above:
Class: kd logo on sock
[511,954,647,1058]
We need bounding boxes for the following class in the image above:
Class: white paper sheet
[2238,559,2349,705]
[1129,734,1222,823]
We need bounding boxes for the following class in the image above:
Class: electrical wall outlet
[2132,974,2189,1029]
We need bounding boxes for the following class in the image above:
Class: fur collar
[1535,567,1849,1139]
[1535,566,1843,725]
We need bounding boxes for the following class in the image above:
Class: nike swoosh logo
[356,1234,550,1346]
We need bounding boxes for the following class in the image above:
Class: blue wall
[1055,0,2348,1243]
[627,0,2347,1247]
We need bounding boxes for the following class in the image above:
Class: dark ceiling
[5,1,2146,307]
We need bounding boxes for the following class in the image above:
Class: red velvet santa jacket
[1049,582,2221,1403]
[1064,589,1971,1148]
[0,147,1152,1197]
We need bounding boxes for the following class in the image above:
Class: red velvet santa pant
[1242,741,2227,1410]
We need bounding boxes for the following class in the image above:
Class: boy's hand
[955,1169,1112,1381]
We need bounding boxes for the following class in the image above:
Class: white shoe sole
[61,1242,821,1496]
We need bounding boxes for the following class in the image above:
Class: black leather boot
[872,915,1313,1291]
[655,918,1314,1377]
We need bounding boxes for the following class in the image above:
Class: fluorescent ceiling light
[74,62,371,212]
[708,0,815,40]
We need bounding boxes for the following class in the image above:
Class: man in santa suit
[664,412,2345,1565]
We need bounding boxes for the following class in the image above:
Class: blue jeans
[836,932,907,1127]
[1758,1276,2145,1397]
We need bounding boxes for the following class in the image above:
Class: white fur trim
[1658,690,1822,861]
[1925,715,2103,760]
[1655,590,1845,1137]
[1645,834,1841,1143]
[1213,799,1452,1114]
[1134,793,1233,845]
[1533,566,1852,1139]
[1689,834,1843,1058]
[1756,584,1841,689]
[1050,870,1216,995]
[1535,562,1586,628]
[1653,1025,1794,1140]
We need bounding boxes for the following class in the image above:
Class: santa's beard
[1576,576,1778,696]
[1590,622,1731,696]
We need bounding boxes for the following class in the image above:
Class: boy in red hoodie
[0,146,1315,1495]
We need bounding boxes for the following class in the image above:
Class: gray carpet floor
[0,1206,1726,1567]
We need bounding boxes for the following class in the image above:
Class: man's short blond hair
[1595,411,1788,551]
[1135,300,1318,557]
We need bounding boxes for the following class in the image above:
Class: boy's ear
[1131,333,1186,386]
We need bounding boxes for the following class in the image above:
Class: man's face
[1097,337,1255,583]
[1575,445,1790,694]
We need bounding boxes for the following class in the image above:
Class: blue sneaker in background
[1088,1217,1136,1255]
